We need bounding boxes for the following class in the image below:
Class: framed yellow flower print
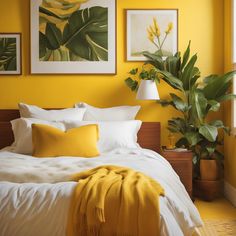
[126,9,178,61]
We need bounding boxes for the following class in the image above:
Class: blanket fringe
[95,207,105,223]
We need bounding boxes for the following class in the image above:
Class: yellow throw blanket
[67,165,165,236]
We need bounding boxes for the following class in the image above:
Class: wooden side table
[161,149,193,198]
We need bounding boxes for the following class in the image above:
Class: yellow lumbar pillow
[32,124,100,157]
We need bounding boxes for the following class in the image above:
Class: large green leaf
[165,55,181,77]
[217,93,236,102]
[181,54,198,90]
[170,93,188,112]
[199,124,218,142]
[143,52,165,70]
[203,71,236,100]
[189,89,208,124]
[203,74,217,84]
[180,41,191,70]
[155,69,184,91]
[168,118,187,134]
[190,67,201,86]
[63,6,108,61]
[39,32,48,59]
[0,38,16,71]
[209,120,224,128]
[45,23,62,50]
[185,131,202,146]
[208,100,220,112]
[209,120,230,135]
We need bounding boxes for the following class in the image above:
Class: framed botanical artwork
[0,33,22,75]
[30,0,116,74]
[126,9,178,61]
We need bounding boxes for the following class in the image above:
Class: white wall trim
[224,181,236,206]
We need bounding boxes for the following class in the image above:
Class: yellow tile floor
[195,198,236,219]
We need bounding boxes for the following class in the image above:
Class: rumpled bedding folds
[0,147,203,236]
[67,165,165,236]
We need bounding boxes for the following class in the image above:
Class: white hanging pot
[136,80,160,100]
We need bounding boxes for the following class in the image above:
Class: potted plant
[125,42,236,200]
[125,66,160,99]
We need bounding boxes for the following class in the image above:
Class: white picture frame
[30,0,116,74]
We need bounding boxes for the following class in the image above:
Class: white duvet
[0,147,203,236]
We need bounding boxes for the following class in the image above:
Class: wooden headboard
[0,109,161,153]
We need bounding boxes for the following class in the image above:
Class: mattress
[0,147,203,236]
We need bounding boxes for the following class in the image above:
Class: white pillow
[63,120,142,152]
[11,118,65,155]
[75,102,140,121]
[19,103,86,122]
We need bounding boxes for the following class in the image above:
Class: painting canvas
[126,9,178,61]
[31,0,116,74]
[0,33,21,75]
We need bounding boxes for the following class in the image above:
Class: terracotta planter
[200,159,219,181]
[194,179,222,201]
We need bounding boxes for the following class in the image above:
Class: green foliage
[39,6,108,61]
[0,38,17,71]
[125,66,160,92]
[125,41,236,177]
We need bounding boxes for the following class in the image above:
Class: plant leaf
[203,71,236,100]
[199,124,218,142]
[209,120,231,135]
[181,54,198,90]
[157,99,173,107]
[155,69,184,91]
[125,78,138,91]
[45,23,62,50]
[217,93,236,102]
[63,6,108,61]
[209,120,224,127]
[189,89,208,124]
[129,68,138,75]
[181,41,191,70]
[175,137,189,148]
[170,93,188,112]
[143,51,165,70]
[185,131,202,146]
[208,100,220,112]
[165,55,181,77]
[168,118,187,134]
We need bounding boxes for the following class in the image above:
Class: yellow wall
[224,0,236,189]
[0,0,224,146]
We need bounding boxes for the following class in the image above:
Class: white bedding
[0,147,203,236]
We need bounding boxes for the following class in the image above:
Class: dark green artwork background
[0,38,17,71]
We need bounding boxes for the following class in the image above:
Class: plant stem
[157,36,163,56]
[160,33,168,49]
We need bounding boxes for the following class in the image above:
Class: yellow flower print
[165,22,173,34]
[153,18,161,37]
[147,28,154,43]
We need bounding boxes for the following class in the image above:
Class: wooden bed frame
[0,109,161,153]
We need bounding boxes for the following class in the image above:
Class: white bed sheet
[0,147,203,236]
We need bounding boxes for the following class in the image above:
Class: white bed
[0,147,203,236]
